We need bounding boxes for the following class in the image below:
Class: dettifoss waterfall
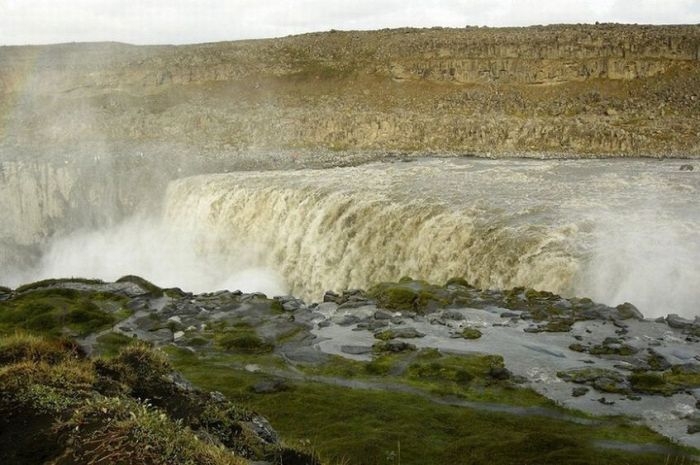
[2,157,698,319]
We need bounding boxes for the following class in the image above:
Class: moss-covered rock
[368,280,451,313]
[557,368,631,394]
[461,326,483,339]
[216,329,273,353]
[116,275,164,297]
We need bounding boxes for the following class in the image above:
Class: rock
[282,299,305,312]
[375,327,425,340]
[614,302,643,320]
[557,368,630,394]
[442,310,465,321]
[336,314,361,326]
[251,379,289,394]
[338,300,373,310]
[569,343,588,353]
[461,327,482,339]
[173,330,185,341]
[367,320,389,330]
[374,310,393,320]
[282,346,329,364]
[500,311,520,318]
[373,340,417,353]
[572,386,590,397]
[645,350,671,371]
[314,302,338,315]
[341,345,373,355]
[679,164,695,171]
[323,291,340,303]
[598,397,615,405]
[317,320,331,328]
[666,314,694,329]
[488,366,511,380]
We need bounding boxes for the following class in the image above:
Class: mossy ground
[0,333,310,465]
[169,347,684,465]
[0,288,125,336]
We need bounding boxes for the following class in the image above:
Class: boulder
[614,302,643,320]
[572,386,590,397]
[666,314,694,329]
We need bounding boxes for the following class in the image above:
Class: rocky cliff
[1,24,699,158]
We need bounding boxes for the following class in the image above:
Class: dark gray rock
[572,386,590,397]
[666,314,694,329]
[614,302,643,320]
[323,290,340,303]
[387,327,425,339]
[336,314,362,326]
[368,320,389,330]
[341,345,373,355]
[442,310,465,321]
[374,310,393,320]
[488,366,511,380]
[374,340,417,353]
[251,379,289,394]
[338,300,373,310]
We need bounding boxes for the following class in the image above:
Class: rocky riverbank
[2,276,698,455]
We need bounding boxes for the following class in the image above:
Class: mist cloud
[1,0,698,45]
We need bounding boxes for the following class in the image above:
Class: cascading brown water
[4,157,699,319]
[160,158,699,318]
[163,173,581,301]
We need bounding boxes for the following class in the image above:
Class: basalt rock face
[0,24,699,158]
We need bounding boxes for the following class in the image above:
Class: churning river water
[7,157,700,319]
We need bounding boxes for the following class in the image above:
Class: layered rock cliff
[1,24,699,158]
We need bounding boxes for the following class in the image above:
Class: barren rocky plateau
[1,23,699,160]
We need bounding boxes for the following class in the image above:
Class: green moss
[115,275,163,297]
[94,332,136,357]
[589,343,638,356]
[368,280,452,314]
[525,288,556,301]
[270,299,284,314]
[57,396,249,465]
[664,365,700,391]
[445,277,471,287]
[172,358,678,465]
[557,368,630,394]
[186,336,210,347]
[0,290,116,336]
[629,372,675,396]
[15,278,105,294]
[461,326,483,339]
[369,284,417,311]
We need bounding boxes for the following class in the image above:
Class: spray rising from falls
[159,159,700,318]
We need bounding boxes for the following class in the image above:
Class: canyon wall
[1,24,698,158]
